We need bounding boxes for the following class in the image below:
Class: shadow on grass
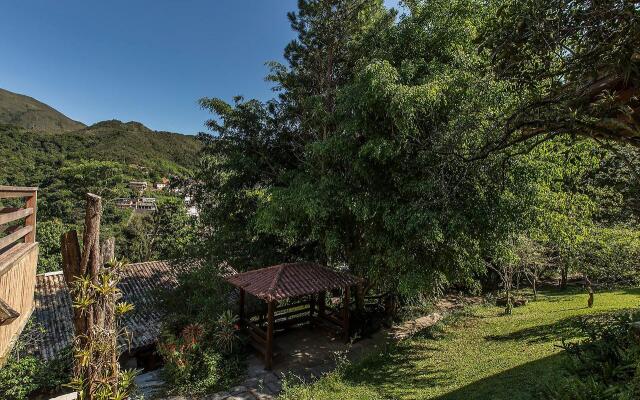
[341,342,568,400]
[434,353,568,400]
[344,341,456,391]
[485,314,587,344]
[539,286,640,298]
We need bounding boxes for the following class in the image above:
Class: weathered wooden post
[318,291,326,317]
[266,300,275,370]
[239,288,245,326]
[343,286,351,342]
[355,282,364,312]
[60,193,127,400]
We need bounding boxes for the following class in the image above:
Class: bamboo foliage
[61,194,136,400]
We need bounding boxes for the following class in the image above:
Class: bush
[0,320,71,400]
[544,310,640,399]
[0,351,71,400]
[158,319,244,396]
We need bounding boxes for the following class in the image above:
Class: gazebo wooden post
[266,300,275,370]
[309,294,316,322]
[343,286,351,342]
[356,282,364,312]
[318,291,326,317]
[239,289,245,326]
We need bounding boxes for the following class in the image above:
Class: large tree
[479,0,640,153]
[194,0,543,298]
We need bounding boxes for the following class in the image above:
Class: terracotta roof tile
[31,259,200,361]
[225,262,361,301]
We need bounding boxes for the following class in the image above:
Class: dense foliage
[0,323,71,400]
[158,318,244,396]
[545,310,640,399]
[0,122,200,269]
[479,0,640,150]
[192,0,640,301]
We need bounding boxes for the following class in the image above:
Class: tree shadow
[341,341,568,400]
[485,315,586,344]
[343,341,457,396]
[434,353,567,400]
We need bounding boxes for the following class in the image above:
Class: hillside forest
[0,120,201,271]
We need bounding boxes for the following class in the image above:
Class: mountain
[0,89,202,188]
[0,88,86,133]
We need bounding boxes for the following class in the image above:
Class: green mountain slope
[0,89,202,187]
[0,88,86,133]
[0,122,202,187]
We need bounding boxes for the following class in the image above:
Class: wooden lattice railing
[0,186,39,364]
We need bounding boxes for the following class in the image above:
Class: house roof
[224,262,361,302]
[31,259,201,361]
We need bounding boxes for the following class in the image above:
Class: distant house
[184,195,199,217]
[129,181,148,194]
[154,177,170,190]
[30,260,201,368]
[114,197,158,213]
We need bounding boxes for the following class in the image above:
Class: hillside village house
[129,181,148,194]
[154,177,170,190]
[114,197,158,212]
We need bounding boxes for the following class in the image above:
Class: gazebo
[225,262,362,369]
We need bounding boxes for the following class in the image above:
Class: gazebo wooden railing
[0,186,38,365]
[225,262,362,369]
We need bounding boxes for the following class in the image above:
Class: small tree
[488,240,520,315]
[515,235,551,301]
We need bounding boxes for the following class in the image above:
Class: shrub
[0,351,71,400]
[544,310,640,399]
[158,318,244,396]
[0,320,71,400]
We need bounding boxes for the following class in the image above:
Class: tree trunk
[60,194,121,400]
[560,266,568,290]
[532,277,538,302]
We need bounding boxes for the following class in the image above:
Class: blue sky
[0,1,401,135]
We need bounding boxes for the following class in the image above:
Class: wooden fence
[0,186,38,365]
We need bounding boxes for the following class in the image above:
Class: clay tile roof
[225,262,361,302]
[31,259,201,361]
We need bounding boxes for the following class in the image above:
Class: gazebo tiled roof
[225,262,361,302]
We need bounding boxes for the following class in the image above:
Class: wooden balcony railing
[0,186,39,365]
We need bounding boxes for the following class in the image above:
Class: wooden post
[101,237,115,266]
[24,191,37,243]
[239,289,245,326]
[309,294,316,326]
[266,300,275,370]
[318,291,326,317]
[355,282,364,312]
[343,286,350,342]
[60,194,105,400]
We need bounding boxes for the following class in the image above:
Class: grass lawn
[281,287,640,400]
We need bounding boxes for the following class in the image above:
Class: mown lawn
[281,288,640,400]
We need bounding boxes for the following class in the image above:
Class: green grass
[281,288,640,400]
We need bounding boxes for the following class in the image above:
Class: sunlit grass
[281,288,640,400]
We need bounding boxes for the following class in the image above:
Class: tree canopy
[192,0,640,299]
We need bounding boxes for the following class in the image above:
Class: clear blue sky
[0,1,400,135]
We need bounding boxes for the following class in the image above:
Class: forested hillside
[0,96,202,270]
[0,121,201,187]
[0,88,85,133]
